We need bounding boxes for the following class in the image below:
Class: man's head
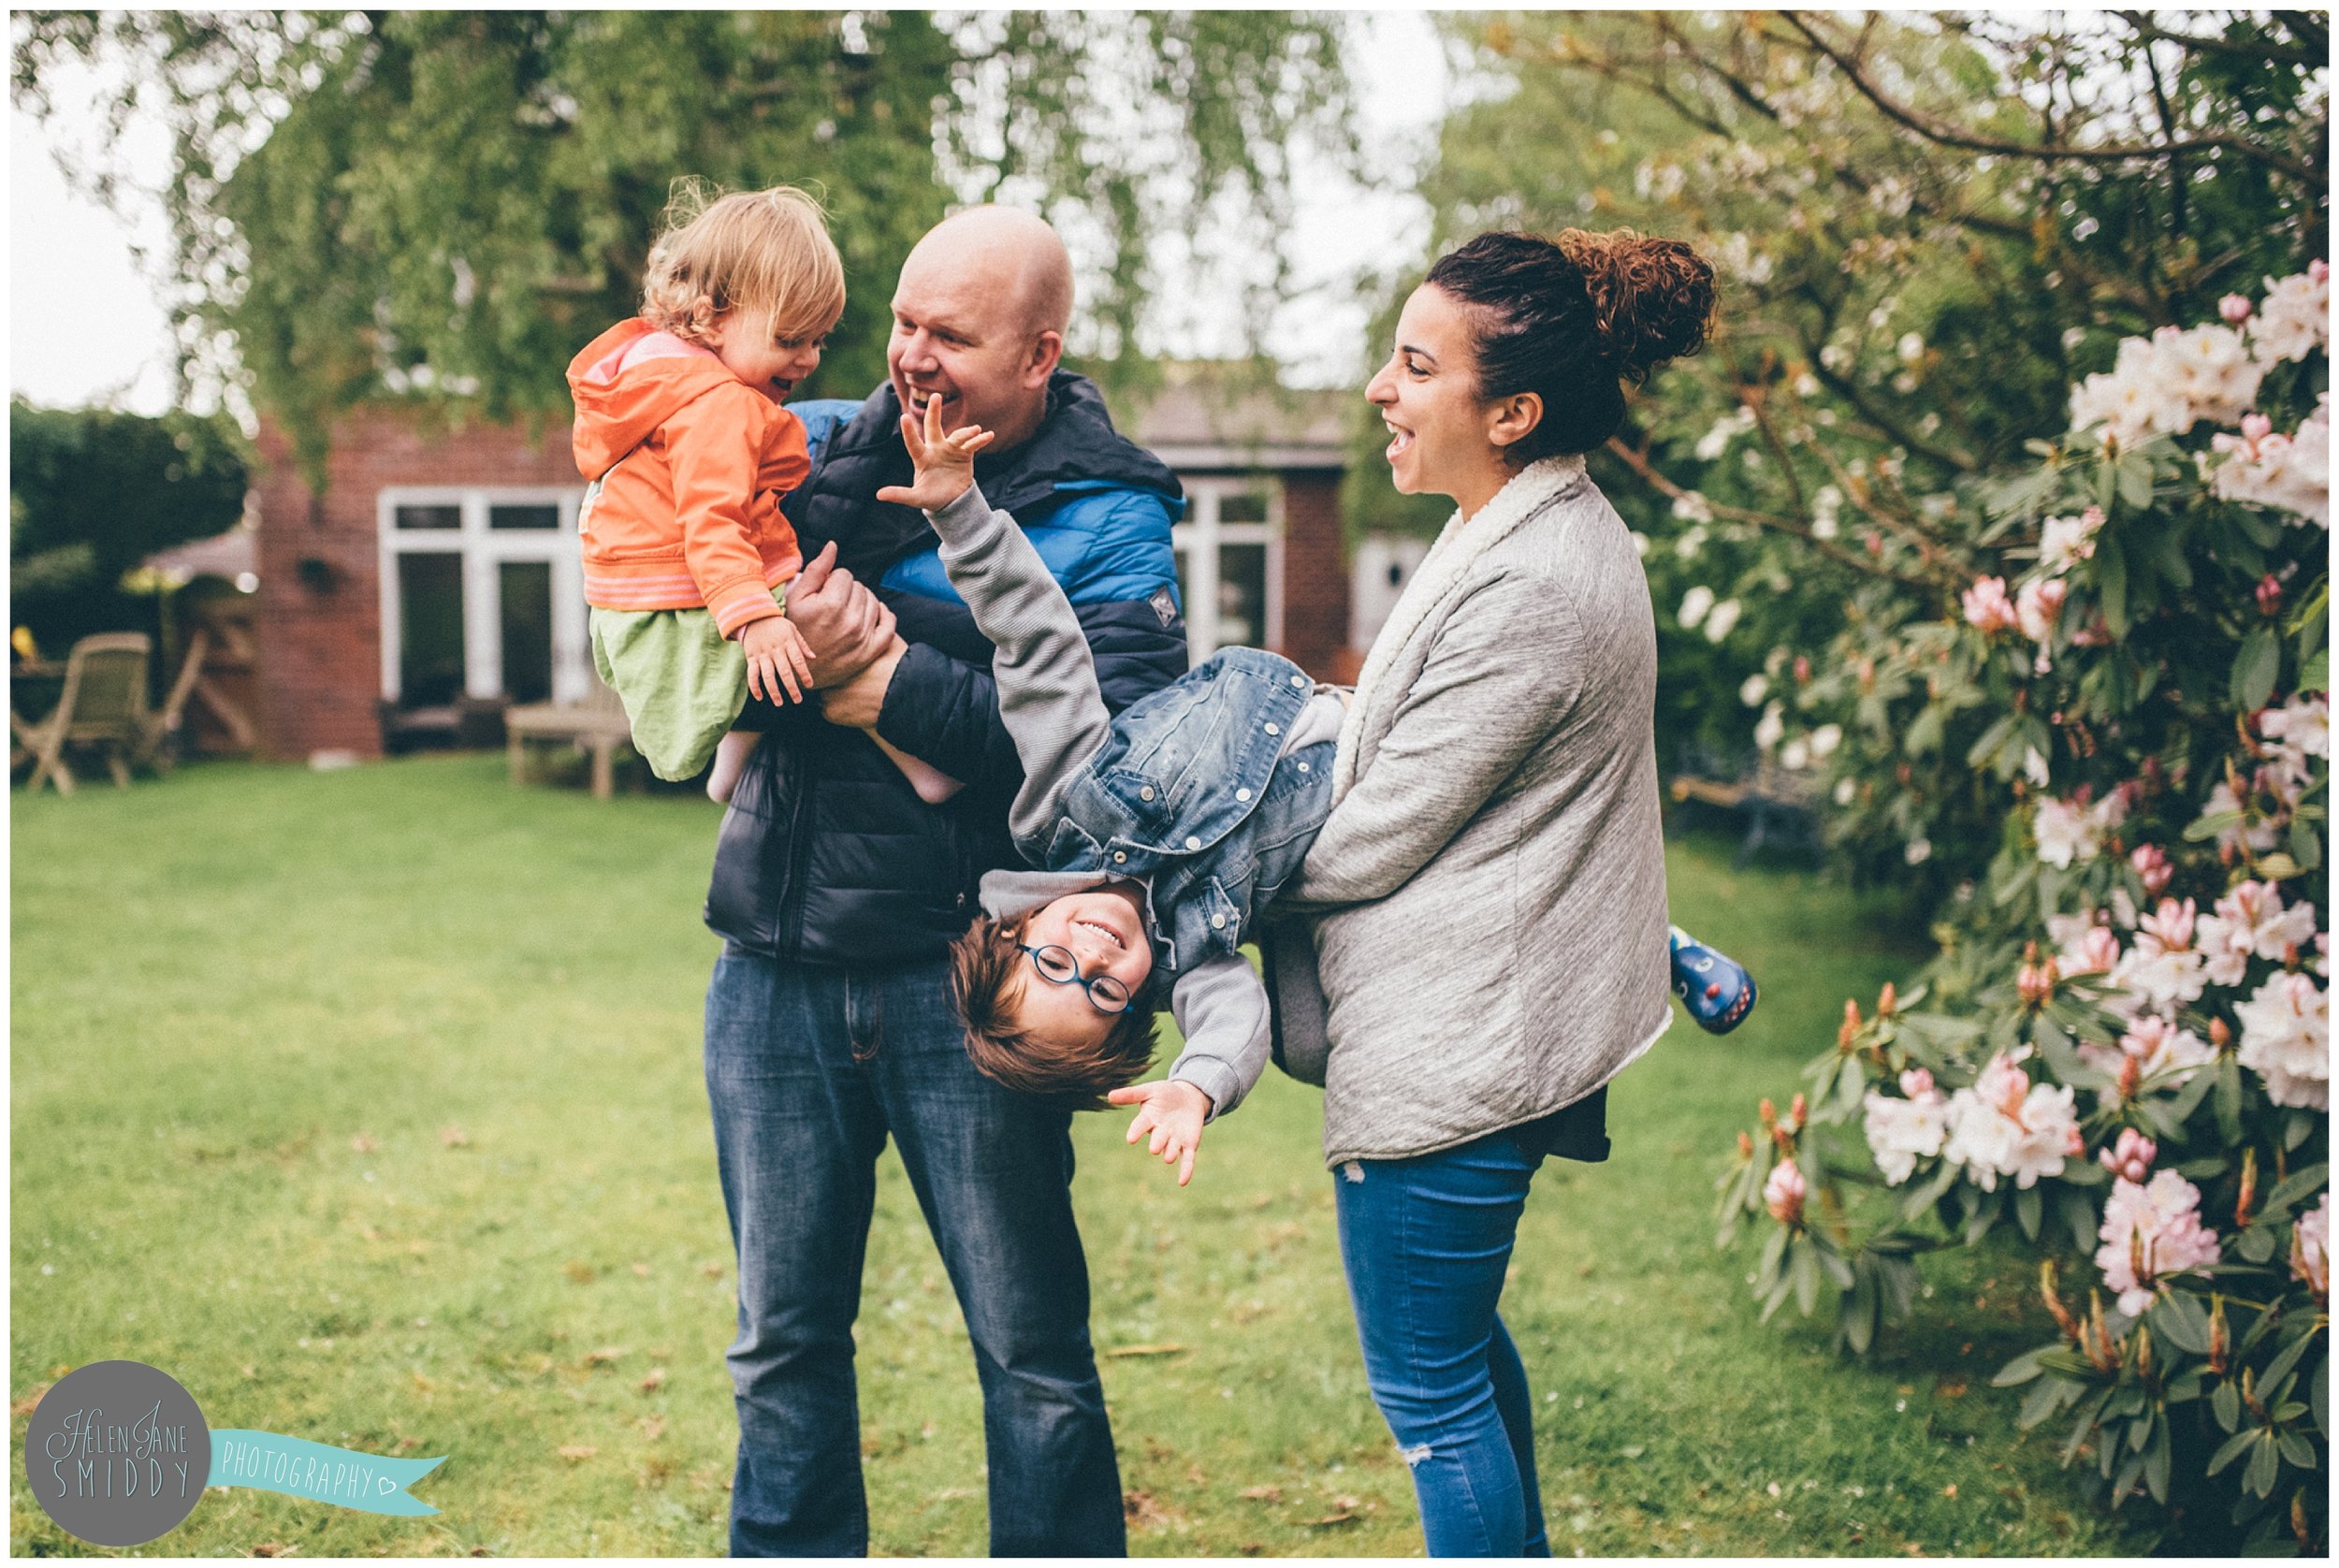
[948,896,1160,1107]
[889,205,1075,454]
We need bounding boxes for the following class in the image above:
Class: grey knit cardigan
[1282,455,1674,1167]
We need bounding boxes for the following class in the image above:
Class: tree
[1389,9,2326,884]
[13,10,1358,484]
[10,397,249,651]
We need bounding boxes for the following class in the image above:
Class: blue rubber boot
[1669,925,1756,1034]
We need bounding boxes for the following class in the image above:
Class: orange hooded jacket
[568,318,809,639]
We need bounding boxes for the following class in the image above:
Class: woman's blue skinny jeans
[1334,1127,1553,1557]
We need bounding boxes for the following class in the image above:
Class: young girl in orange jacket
[568,181,952,802]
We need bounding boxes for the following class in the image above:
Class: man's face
[888,250,1054,452]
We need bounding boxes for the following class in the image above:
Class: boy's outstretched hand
[875,391,995,512]
[1107,1079,1213,1186]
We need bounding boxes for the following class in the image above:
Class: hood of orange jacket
[567,318,751,481]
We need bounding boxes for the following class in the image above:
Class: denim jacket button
[1298,762,1311,773]
[1113,850,1127,864]
[1184,835,1201,850]
[1139,785,1155,801]
[1264,722,1281,736]
[1211,912,1228,930]
[1291,675,1308,688]
[1235,788,1252,802]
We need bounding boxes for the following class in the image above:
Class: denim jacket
[1038,647,1335,980]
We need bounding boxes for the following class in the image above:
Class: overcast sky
[9,11,1455,419]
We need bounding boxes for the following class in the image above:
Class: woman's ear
[1487,390,1545,454]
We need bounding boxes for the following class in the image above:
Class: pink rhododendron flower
[2128,843,2172,896]
[2196,777,2283,856]
[1962,575,2018,634]
[1942,1053,2077,1192]
[2015,577,2067,644]
[2098,1129,2157,1184]
[2197,879,2319,986]
[1764,1158,1808,1227]
[2293,1193,2330,1303]
[2235,971,2330,1111]
[2096,1171,2223,1316]
[2063,924,2123,977]
[1862,1074,1950,1186]
[2038,508,2104,574]
[2219,294,2254,324]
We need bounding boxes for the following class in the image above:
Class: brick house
[247,367,1373,762]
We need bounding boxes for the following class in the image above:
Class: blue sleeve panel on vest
[879,487,1184,613]
[789,398,865,467]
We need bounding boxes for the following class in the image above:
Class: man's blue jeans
[704,945,1126,1556]
[1334,1129,1554,1558]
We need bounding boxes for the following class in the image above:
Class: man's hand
[787,541,898,688]
[875,392,995,512]
[817,643,903,730]
[1106,1079,1213,1186]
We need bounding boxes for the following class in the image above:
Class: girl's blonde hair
[639,180,846,345]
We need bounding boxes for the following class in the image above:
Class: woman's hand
[875,391,995,512]
[1107,1079,1213,1186]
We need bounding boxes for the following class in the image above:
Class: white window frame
[377,486,589,705]
[1172,476,1285,667]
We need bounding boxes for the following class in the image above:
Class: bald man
[701,206,1187,1556]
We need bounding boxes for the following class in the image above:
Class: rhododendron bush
[1719,271,2328,1552]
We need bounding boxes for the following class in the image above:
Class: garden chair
[19,633,153,796]
[135,629,211,775]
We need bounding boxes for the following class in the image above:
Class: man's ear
[1487,390,1545,454]
[1022,329,1065,389]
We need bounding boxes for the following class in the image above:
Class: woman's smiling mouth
[1385,421,1415,460]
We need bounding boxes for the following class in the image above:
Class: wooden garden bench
[1668,750,1825,867]
[505,681,635,800]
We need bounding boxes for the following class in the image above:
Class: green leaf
[1757,1220,1789,1289]
[2143,1414,2172,1503]
[2117,451,2155,511]
[2315,1358,2329,1439]
[2168,1066,2221,1124]
[2300,646,2330,697]
[1994,1343,2056,1387]
[2238,1224,2278,1264]
[2057,1186,2099,1252]
[2097,535,2129,637]
[2262,1163,2327,1216]
[2276,1429,2317,1469]
[2014,1183,2043,1241]
[1791,1235,1821,1316]
[2149,1291,2212,1356]
[2244,1430,2280,1497]
[2216,1057,2245,1145]
[2233,626,2282,711]
[2216,1378,2244,1432]
[2019,1371,2076,1430]
[2260,1328,2318,1392]
[1843,1262,1878,1356]
[2208,1428,2258,1475]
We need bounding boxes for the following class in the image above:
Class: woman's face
[1366,284,1516,515]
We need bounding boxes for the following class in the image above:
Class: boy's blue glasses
[1018,943,1134,1015]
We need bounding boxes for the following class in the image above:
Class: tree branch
[1785,13,2321,187]
[2112,12,2325,67]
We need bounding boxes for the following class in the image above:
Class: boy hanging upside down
[873,397,1755,1185]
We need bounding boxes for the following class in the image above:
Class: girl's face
[1365,283,1531,517]
[705,308,828,404]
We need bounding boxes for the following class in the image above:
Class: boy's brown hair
[947,913,1160,1109]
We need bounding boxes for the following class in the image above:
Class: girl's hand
[1106,1079,1213,1186]
[874,391,995,512]
[741,616,814,704]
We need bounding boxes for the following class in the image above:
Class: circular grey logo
[23,1360,211,1546]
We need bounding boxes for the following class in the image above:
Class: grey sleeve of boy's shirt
[1167,953,1270,1121]
[925,483,1113,855]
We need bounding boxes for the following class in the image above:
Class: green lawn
[12,756,2155,1556]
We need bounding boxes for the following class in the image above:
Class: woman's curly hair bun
[1556,228,1717,385]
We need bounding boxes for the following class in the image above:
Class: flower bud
[1898,1067,1935,1099]
[2235,1146,2258,1229]
[2219,295,2253,323]
[1763,1157,1808,1227]
[1794,656,1811,684]
[2258,574,2284,617]
[2209,1016,2231,1051]
[2099,1127,2157,1183]
[1877,981,1897,1018]
[2017,964,2052,1006]
[2116,1051,2142,1102]
[2128,843,2172,896]
[2041,1260,2080,1340]
[1737,1130,1755,1161]
[1758,1097,1777,1128]
[1789,1093,1808,1128]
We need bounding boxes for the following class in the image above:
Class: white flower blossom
[1673,491,1715,525]
[1834,777,1858,806]
[1863,1078,1951,1185]
[1739,673,1771,707]
[2096,1171,2223,1317]
[1704,598,1743,642]
[2196,777,2283,856]
[1780,737,1811,771]
[2037,509,2103,574]
[1943,1054,2077,1192]
[1904,836,1933,865]
[2235,972,2330,1111]
[1753,701,1785,751]
[2196,880,2320,987]
[2213,396,2330,528]
[2247,266,2331,366]
[1809,724,1843,759]
[1678,585,1715,631]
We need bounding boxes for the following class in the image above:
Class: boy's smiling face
[1013,886,1155,1047]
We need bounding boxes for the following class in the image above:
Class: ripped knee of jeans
[1397,1441,1432,1469]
